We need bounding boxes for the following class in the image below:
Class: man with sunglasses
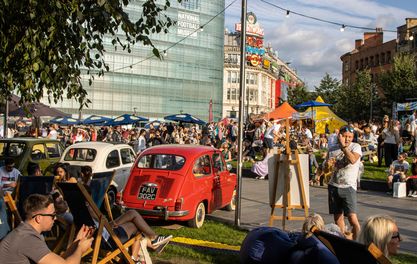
[327,125,362,240]
[0,194,93,264]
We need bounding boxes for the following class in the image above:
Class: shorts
[328,185,357,215]
[264,138,274,149]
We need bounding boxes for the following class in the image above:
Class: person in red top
[406,157,417,197]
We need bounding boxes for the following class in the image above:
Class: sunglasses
[32,213,57,219]
[391,232,401,241]
[340,126,354,133]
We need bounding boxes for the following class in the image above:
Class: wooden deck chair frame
[91,170,116,222]
[310,226,391,264]
[57,181,138,264]
[4,192,22,228]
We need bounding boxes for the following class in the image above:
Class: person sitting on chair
[386,153,409,195]
[0,194,93,264]
[86,201,172,262]
[27,162,42,177]
[358,215,401,258]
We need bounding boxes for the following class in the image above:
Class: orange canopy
[264,102,297,120]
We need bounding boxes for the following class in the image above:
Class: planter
[230,168,259,178]
[360,179,388,192]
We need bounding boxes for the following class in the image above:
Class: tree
[380,53,417,107]
[287,83,312,106]
[334,70,374,121]
[1,0,175,108]
[313,73,340,105]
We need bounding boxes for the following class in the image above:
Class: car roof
[0,137,60,143]
[66,141,132,152]
[142,144,218,158]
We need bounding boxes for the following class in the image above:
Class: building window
[360,59,363,69]
[381,53,385,64]
[227,71,231,83]
[231,88,237,100]
[370,56,374,67]
[375,54,379,66]
[386,51,391,63]
[365,57,368,67]
[227,88,231,100]
[355,60,359,70]
[231,72,237,83]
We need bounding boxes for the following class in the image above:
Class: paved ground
[210,177,417,254]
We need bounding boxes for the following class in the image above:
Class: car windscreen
[64,148,97,162]
[0,142,26,157]
[137,154,185,170]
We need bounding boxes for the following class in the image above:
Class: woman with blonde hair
[358,215,401,257]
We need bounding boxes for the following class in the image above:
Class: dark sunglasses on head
[340,126,354,133]
[391,232,401,241]
[32,213,57,219]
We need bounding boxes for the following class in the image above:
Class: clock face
[247,12,257,24]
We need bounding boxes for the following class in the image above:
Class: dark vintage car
[122,145,237,228]
[0,138,64,175]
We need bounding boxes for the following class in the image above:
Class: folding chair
[311,226,391,264]
[15,176,55,219]
[2,191,21,232]
[57,182,140,264]
[90,170,116,221]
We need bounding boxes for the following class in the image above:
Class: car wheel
[188,202,205,228]
[225,189,236,211]
[107,188,116,209]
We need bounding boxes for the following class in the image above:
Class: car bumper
[125,207,189,220]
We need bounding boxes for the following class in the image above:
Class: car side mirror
[226,163,232,171]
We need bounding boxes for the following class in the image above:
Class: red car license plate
[138,186,158,200]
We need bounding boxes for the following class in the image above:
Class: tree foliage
[287,83,312,106]
[334,70,375,121]
[1,0,175,108]
[313,73,340,105]
[380,53,417,106]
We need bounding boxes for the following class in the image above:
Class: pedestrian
[382,120,400,167]
[327,125,362,240]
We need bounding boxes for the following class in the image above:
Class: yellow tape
[172,237,241,252]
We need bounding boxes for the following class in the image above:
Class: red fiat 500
[122,145,237,228]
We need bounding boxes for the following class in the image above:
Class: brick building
[340,29,396,87]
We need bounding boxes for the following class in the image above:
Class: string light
[199,26,204,32]
[286,10,290,18]
[163,50,167,56]
[260,0,400,33]
[409,34,414,41]
[340,24,345,32]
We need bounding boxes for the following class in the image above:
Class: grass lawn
[148,219,417,264]
[151,220,246,263]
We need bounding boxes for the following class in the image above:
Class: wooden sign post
[269,118,309,229]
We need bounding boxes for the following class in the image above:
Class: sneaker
[154,239,170,254]
[258,176,265,180]
[412,193,417,198]
[408,191,413,197]
[151,235,173,247]
[386,191,393,195]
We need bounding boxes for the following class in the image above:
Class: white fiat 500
[60,142,136,205]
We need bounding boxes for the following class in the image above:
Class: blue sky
[224,0,417,89]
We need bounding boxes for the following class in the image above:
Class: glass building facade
[44,1,225,122]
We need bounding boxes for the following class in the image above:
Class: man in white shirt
[327,125,362,240]
[0,158,21,192]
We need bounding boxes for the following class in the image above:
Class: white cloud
[225,0,417,88]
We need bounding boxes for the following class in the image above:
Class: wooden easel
[269,118,309,229]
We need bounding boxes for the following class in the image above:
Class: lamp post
[235,0,247,227]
